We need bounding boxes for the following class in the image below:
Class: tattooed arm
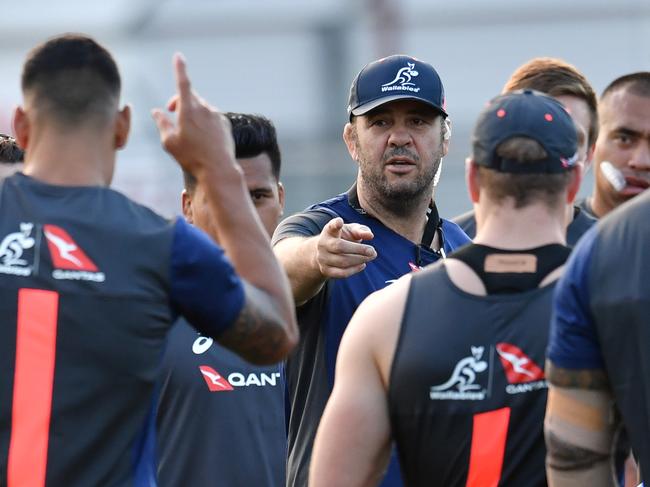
[544,361,620,487]
[217,281,296,364]
[542,227,625,485]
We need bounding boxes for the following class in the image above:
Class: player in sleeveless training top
[310,90,582,486]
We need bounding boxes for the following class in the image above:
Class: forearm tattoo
[546,361,609,390]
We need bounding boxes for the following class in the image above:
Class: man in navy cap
[309,90,582,486]
[272,55,470,486]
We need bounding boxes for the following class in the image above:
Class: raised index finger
[173,53,192,104]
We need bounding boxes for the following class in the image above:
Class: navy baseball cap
[347,55,447,119]
[472,90,579,173]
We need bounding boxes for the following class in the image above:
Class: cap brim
[350,94,447,118]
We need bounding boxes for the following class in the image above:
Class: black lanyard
[346,184,444,264]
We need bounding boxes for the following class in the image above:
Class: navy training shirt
[272,188,471,487]
[155,318,286,486]
[548,191,650,480]
[0,173,245,487]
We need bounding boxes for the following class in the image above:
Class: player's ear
[466,158,480,204]
[13,106,30,150]
[343,122,359,163]
[566,164,583,204]
[114,104,131,150]
[181,189,194,223]
[581,143,595,174]
[277,181,285,213]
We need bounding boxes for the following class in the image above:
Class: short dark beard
[356,142,442,217]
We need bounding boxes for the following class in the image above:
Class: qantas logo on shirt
[496,342,547,395]
[199,366,234,392]
[44,225,105,282]
[199,365,282,392]
[430,346,488,400]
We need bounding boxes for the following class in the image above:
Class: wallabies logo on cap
[381,62,420,92]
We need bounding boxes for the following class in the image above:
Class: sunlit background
[1,0,648,219]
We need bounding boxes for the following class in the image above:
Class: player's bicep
[545,363,619,487]
[216,280,290,365]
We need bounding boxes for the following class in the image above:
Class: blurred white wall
[0,0,648,217]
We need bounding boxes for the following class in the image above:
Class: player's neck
[474,202,566,249]
[22,129,115,187]
[356,180,432,245]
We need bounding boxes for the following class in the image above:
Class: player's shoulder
[354,275,412,328]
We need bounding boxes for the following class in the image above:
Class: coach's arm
[273,216,377,306]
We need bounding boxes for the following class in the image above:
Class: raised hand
[151,53,236,179]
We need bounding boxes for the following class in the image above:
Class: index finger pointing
[173,53,192,104]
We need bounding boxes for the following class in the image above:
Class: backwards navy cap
[472,90,579,174]
[347,55,447,119]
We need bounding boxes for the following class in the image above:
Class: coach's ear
[343,122,359,164]
[441,117,452,157]
[181,189,194,224]
[466,158,481,204]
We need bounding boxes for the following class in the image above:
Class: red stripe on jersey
[465,407,511,487]
[8,289,59,487]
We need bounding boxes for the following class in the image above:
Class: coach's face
[183,152,284,240]
[594,88,650,209]
[343,99,449,203]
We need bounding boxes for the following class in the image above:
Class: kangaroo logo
[430,346,489,401]
[382,62,419,88]
[0,223,35,268]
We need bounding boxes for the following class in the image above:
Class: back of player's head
[21,34,121,128]
[0,134,24,164]
[472,90,578,209]
[183,113,281,193]
[503,57,598,147]
[601,72,650,101]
